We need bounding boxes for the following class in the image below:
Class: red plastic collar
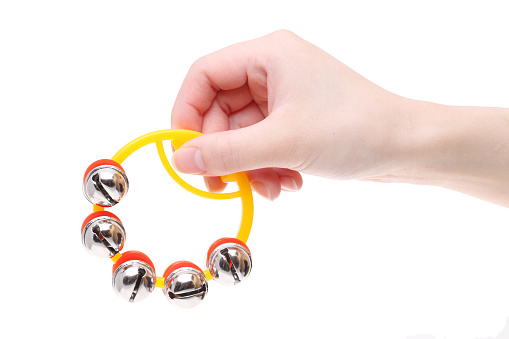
[81,211,122,233]
[206,237,250,263]
[83,159,125,183]
[112,250,155,274]
[163,261,204,280]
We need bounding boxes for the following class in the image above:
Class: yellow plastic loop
[155,277,165,289]
[110,252,122,263]
[204,269,213,281]
[93,129,254,277]
[155,141,241,200]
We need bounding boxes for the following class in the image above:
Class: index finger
[171,39,266,132]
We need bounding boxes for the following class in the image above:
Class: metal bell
[83,160,129,207]
[81,211,125,258]
[112,251,156,303]
[207,238,252,286]
[163,261,208,308]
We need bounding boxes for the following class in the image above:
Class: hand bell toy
[81,129,254,308]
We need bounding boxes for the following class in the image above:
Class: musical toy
[82,129,253,308]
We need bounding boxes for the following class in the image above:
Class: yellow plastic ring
[92,129,254,283]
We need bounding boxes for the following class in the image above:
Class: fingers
[202,85,262,133]
[172,118,297,176]
[170,31,304,201]
[274,168,303,192]
[199,88,267,196]
[246,168,303,200]
[171,39,267,132]
[203,168,303,201]
[203,176,227,193]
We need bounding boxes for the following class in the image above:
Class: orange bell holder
[90,129,254,283]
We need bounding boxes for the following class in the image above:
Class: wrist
[387,98,446,185]
[388,98,509,206]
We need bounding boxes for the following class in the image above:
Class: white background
[1,1,508,338]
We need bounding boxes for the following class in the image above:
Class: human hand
[171,30,509,207]
[171,30,403,200]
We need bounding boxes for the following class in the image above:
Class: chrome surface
[163,267,208,308]
[82,216,125,258]
[208,243,252,285]
[83,165,129,207]
[112,260,156,303]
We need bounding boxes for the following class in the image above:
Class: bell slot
[220,248,241,284]
[168,285,207,300]
[91,173,117,206]
[92,225,118,256]
[129,267,146,302]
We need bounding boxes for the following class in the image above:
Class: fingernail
[172,147,206,174]
[251,181,273,201]
[280,176,298,191]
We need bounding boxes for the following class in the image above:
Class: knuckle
[189,55,207,72]
[272,29,297,39]
[215,95,231,115]
[266,30,302,54]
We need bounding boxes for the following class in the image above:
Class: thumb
[172,121,293,176]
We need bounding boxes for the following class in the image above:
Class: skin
[171,30,509,207]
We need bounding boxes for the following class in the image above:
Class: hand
[171,30,402,200]
[171,30,509,207]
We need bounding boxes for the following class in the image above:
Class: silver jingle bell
[208,240,252,286]
[83,162,129,207]
[82,213,125,258]
[112,260,156,303]
[164,264,208,308]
